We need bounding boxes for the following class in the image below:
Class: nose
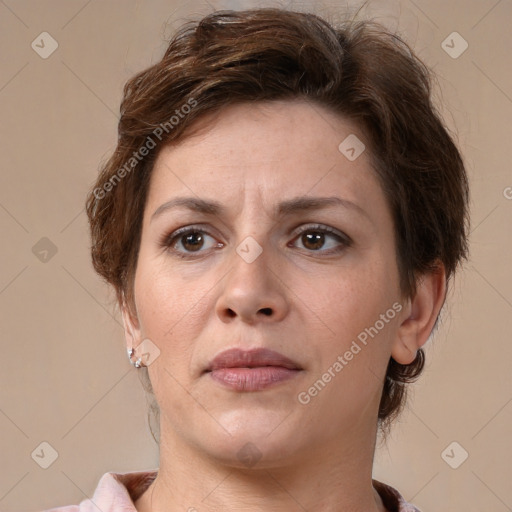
[215,242,290,325]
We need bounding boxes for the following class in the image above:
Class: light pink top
[42,469,422,512]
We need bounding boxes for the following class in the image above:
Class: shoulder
[373,479,423,512]
[43,507,79,512]
[37,469,158,512]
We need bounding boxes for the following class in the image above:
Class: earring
[127,347,144,368]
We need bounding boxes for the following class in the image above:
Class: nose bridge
[231,187,278,281]
[227,193,273,279]
[229,233,274,297]
[216,229,289,323]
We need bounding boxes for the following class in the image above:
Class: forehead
[145,99,385,219]
[159,99,365,165]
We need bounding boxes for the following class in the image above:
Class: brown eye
[163,227,221,257]
[162,224,350,259]
[301,232,326,251]
[292,225,350,254]
[181,231,205,252]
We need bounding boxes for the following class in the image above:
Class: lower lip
[208,367,301,391]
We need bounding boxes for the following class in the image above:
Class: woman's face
[125,99,407,466]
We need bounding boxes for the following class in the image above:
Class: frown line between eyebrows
[150,195,370,223]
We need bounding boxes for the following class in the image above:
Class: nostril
[260,308,272,316]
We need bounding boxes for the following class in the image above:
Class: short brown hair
[86,7,470,439]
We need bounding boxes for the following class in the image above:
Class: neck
[135,419,386,512]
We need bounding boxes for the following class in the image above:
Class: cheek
[307,257,400,397]
[134,265,211,413]
[303,275,400,416]
[316,261,397,338]
[135,247,210,321]
[133,261,208,365]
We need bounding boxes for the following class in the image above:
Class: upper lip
[205,348,302,372]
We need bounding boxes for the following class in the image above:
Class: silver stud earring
[127,347,143,368]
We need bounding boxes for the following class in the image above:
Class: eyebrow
[151,195,369,222]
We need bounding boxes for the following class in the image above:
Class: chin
[195,409,307,468]
[205,436,305,471]
[216,404,297,437]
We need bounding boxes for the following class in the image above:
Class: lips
[204,348,303,391]
[205,347,302,372]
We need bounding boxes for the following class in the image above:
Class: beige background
[1,0,511,510]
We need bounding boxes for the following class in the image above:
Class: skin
[122,99,446,512]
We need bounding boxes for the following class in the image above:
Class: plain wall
[1,1,511,511]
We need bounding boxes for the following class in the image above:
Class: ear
[392,263,447,365]
[120,296,143,351]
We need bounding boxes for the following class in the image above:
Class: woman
[48,7,469,512]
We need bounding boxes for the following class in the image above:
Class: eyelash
[160,224,352,259]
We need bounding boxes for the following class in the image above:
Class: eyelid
[161,222,352,257]
[160,224,222,253]
[291,223,352,246]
